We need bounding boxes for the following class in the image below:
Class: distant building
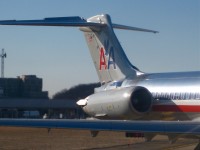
[0,75,48,98]
[0,75,87,119]
[0,98,86,119]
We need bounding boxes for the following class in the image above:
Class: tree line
[52,82,100,100]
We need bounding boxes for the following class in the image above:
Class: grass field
[0,127,197,150]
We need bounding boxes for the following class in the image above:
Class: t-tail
[0,14,158,84]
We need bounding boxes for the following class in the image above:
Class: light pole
[0,49,6,78]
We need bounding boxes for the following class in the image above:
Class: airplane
[0,14,200,148]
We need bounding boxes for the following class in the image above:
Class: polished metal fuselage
[124,71,200,121]
[93,71,200,121]
[124,71,200,99]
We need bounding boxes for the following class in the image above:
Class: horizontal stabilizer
[0,16,105,27]
[112,23,158,33]
[0,15,158,33]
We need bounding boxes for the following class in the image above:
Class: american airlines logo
[99,40,116,70]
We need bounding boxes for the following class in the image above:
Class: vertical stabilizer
[80,14,142,84]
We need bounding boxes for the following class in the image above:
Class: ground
[0,127,198,150]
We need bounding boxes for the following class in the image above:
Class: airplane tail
[80,14,157,83]
[0,14,158,84]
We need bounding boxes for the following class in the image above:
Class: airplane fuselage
[129,71,200,101]
[83,71,200,121]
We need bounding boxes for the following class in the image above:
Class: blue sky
[0,0,199,97]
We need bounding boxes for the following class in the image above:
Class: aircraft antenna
[0,49,6,78]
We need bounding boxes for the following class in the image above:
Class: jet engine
[77,86,153,119]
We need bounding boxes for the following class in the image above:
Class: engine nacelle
[77,86,153,119]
